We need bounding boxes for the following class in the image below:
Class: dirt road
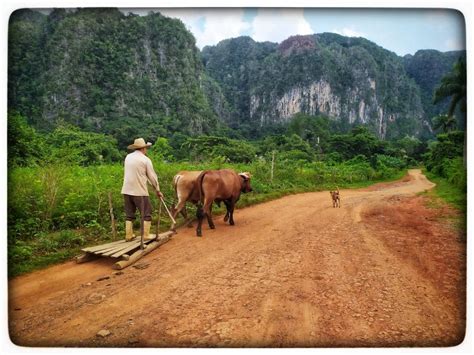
[8,169,466,347]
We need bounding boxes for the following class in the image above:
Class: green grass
[423,170,466,213]
[420,169,466,241]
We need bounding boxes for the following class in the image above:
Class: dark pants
[123,195,152,222]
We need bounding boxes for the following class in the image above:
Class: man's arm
[145,159,163,197]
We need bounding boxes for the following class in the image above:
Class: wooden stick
[156,199,162,235]
[75,253,99,264]
[160,197,176,225]
[140,197,145,250]
[156,230,175,240]
[108,192,117,240]
[113,231,176,270]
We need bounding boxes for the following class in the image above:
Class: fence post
[271,150,275,182]
[108,192,117,239]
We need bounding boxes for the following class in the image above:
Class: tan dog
[329,188,340,208]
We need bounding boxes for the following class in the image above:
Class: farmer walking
[121,138,163,241]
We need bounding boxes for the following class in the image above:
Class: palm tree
[433,58,466,116]
[432,114,457,133]
[433,57,467,165]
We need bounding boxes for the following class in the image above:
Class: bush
[46,124,123,165]
[424,131,464,173]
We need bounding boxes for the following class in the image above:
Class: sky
[120,8,465,56]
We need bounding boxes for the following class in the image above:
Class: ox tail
[172,174,181,193]
[171,174,182,209]
[196,170,208,208]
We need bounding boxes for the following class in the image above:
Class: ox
[171,170,202,228]
[196,169,252,237]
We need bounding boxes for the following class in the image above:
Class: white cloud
[444,38,464,51]
[251,9,313,43]
[122,8,313,47]
[331,27,366,38]
[159,9,251,49]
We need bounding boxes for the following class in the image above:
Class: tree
[287,114,331,152]
[328,126,386,161]
[8,112,45,167]
[432,114,457,133]
[433,58,466,117]
[433,57,467,165]
[46,124,122,165]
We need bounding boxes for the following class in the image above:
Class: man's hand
[156,190,164,199]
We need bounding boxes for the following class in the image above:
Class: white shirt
[121,151,160,196]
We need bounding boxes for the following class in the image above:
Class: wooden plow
[76,197,177,270]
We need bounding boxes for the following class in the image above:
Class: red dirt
[8,169,466,347]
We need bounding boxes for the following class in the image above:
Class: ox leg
[180,206,188,220]
[172,200,187,221]
[206,202,215,230]
[196,205,204,237]
[228,201,236,226]
[223,200,231,222]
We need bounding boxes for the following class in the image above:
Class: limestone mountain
[203,34,429,140]
[9,8,463,143]
[9,8,221,146]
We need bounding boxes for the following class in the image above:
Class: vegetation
[433,58,467,118]
[403,49,466,132]
[8,110,417,277]
[422,57,466,214]
[7,8,466,277]
[9,9,465,143]
[9,8,221,144]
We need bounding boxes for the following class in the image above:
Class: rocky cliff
[9,9,462,142]
[204,34,426,139]
[9,8,220,138]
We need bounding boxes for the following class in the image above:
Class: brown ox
[195,169,252,237]
[170,170,203,228]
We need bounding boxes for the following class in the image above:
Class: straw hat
[127,138,152,150]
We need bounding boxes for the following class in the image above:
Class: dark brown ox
[195,169,252,237]
[170,170,203,228]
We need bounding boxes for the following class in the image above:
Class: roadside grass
[8,169,408,278]
[423,171,466,212]
[420,170,466,240]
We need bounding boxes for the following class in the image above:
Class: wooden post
[108,192,117,239]
[156,199,162,235]
[270,150,275,182]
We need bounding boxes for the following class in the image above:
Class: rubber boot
[143,220,155,241]
[125,221,134,241]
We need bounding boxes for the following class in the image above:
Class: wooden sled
[76,230,176,270]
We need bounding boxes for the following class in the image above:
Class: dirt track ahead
[9,169,465,347]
